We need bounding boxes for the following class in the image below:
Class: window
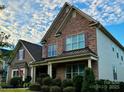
[66,33,85,51]
[117,52,119,59]
[113,66,117,80]
[121,56,123,61]
[48,44,57,57]
[13,71,19,77]
[65,64,84,79]
[18,49,24,60]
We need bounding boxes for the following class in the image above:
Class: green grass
[0,88,31,92]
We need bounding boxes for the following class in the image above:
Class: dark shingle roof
[46,47,97,60]
[20,40,42,61]
[61,47,96,56]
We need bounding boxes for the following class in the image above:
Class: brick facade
[8,44,33,81]
[42,10,97,58]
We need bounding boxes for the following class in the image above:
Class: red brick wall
[42,11,97,58]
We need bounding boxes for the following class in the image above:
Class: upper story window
[121,56,123,61]
[18,49,24,60]
[48,44,57,57]
[66,33,85,51]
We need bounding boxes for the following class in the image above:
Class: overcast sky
[0,0,124,46]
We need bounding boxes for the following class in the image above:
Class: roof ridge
[19,39,41,46]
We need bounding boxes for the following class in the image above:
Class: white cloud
[0,0,124,46]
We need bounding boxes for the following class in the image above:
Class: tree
[0,5,5,10]
[82,67,95,92]
[0,32,13,64]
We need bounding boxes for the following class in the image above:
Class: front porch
[30,55,98,83]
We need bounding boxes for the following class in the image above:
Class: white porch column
[31,66,36,83]
[88,59,92,68]
[48,63,52,78]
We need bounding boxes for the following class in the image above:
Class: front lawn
[0,88,31,92]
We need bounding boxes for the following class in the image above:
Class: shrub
[63,86,75,92]
[36,74,50,85]
[0,82,10,88]
[23,82,31,88]
[25,76,31,83]
[42,77,52,86]
[62,79,74,88]
[41,85,50,92]
[10,77,22,88]
[50,86,61,92]
[73,75,83,92]
[52,78,61,86]
[119,82,124,92]
[82,68,95,92]
[95,80,113,92]
[29,84,41,91]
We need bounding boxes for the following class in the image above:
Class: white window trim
[66,33,85,51]
[65,64,84,79]
[18,49,24,61]
[48,44,57,57]
[11,68,25,81]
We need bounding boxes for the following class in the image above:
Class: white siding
[96,28,124,81]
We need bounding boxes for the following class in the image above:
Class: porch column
[88,59,92,68]
[31,66,36,83]
[48,63,52,78]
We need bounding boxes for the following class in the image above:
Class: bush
[63,86,75,92]
[0,82,10,88]
[120,82,124,92]
[73,75,83,92]
[41,85,50,92]
[62,79,73,88]
[29,84,41,91]
[82,68,95,92]
[25,76,31,83]
[50,86,61,92]
[42,77,52,86]
[36,74,49,85]
[10,77,22,88]
[23,82,31,88]
[36,77,42,85]
[52,78,61,86]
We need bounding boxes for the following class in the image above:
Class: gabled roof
[9,39,42,64]
[41,2,124,51]
[20,40,42,61]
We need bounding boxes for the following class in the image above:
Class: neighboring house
[7,40,42,82]
[30,2,124,82]
[0,49,11,82]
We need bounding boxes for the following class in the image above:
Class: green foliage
[50,86,61,92]
[29,84,41,91]
[82,67,95,92]
[120,82,124,92]
[25,76,32,83]
[62,79,74,88]
[23,82,31,88]
[63,86,75,92]
[36,73,49,85]
[0,82,9,88]
[42,77,52,86]
[73,75,83,92]
[41,85,50,92]
[10,77,22,87]
[52,78,61,86]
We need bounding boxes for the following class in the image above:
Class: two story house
[8,40,42,82]
[30,2,124,82]
[8,2,124,83]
